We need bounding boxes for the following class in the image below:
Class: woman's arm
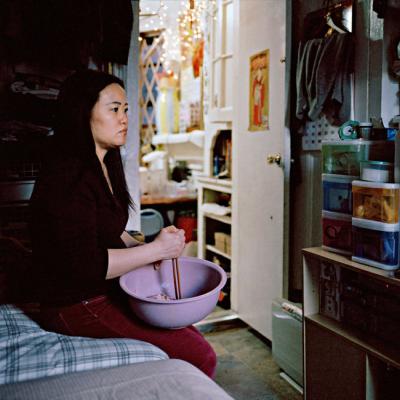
[106,226,185,280]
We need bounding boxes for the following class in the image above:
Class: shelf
[306,314,400,369]
[205,244,232,260]
[203,212,232,225]
[303,247,400,287]
[195,176,233,193]
[151,131,205,147]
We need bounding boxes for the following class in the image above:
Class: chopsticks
[172,258,182,300]
[153,258,182,300]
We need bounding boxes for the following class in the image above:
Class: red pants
[36,295,217,378]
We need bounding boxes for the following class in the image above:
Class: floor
[197,310,303,400]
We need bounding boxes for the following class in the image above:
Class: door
[231,0,290,339]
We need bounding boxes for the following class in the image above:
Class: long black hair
[52,69,133,212]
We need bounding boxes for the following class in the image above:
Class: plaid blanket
[0,304,168,384]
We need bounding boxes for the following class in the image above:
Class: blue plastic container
[322,174,357,214]
[352,217,400,270]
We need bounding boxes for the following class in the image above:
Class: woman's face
[90,83,128,154]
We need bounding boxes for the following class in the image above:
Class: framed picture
[249,49,269,131]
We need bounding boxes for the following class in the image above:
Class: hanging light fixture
[155,0,216,74]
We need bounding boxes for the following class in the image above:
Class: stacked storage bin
[321,140,394,257]
[351,161,399,270]
[322,174,355,255]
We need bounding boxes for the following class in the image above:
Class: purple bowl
[119,257,227,329]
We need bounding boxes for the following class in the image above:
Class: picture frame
[249,49,269,131]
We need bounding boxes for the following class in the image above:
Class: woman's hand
[152,225,186,260]
[106,226,185,279]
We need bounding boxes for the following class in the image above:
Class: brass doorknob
[267,153,282,165]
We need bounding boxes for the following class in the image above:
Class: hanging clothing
[296,31,353,125]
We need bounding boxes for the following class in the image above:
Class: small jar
[360,161,394,183]
[358,122,373,139]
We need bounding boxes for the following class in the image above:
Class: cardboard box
[214,232,231,255]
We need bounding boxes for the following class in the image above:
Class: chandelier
[140,1,216,75]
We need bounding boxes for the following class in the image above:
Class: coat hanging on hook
[295,1,354,126]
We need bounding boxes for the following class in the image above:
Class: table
[140,194,197,225]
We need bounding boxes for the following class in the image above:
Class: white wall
[125,0,141,231]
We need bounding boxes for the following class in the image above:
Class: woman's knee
[187,334,217,378]
[199,342,217,378]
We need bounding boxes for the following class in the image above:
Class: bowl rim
[119,256,227,304]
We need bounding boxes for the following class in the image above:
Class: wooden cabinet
[303,247,400,400]
[197,176,232,309]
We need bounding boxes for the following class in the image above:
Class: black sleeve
[31,161,109,290]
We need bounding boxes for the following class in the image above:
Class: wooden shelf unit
[303,247,400,400]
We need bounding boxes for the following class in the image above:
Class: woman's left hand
[151,225,186,260]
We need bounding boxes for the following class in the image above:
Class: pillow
[0,304,168,384]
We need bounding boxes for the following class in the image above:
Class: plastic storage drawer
[322,140,394,176]
[352,180,400,223]
[322,174,357,214]
[352,217,399,270]
[322,210,352,255]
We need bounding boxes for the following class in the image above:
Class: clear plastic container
[322,210,352,255]
[322,174,357,214]
[322,140,394,176]
[352,217,399,270]
[352,180,400,223]
[360,161,394,183]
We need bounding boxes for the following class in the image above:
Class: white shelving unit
[197,176,233,309]
[197,176,232,259]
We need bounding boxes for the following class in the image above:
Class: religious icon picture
[249,49,269,131]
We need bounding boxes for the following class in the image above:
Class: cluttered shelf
[303,246,400,399]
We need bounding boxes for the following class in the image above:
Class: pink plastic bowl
[119,257,227,329]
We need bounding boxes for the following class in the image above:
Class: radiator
[271,298,303,387]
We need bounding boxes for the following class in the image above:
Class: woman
[30,69,216,378]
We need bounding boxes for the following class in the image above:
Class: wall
[125,0,141,231]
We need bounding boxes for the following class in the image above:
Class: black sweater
[30,156,128,306]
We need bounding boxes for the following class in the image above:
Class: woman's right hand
[152,225,186,260]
